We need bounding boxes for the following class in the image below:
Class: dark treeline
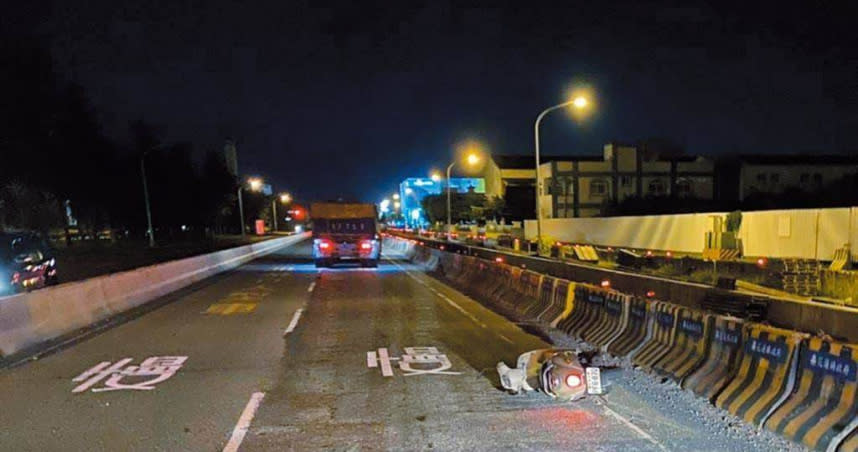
[0,36,258,239]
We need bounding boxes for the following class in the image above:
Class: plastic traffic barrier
[558,285,605,339]
[606,296,651,357]
[536,278,572,326]
[764,337,858,452]
[525,276,556,319]
[715,324,807,428]
[631,301,680,370]
[514,271,543,316]
[652,307,713,382]
[584,292,630,348]
[682,315,745,401]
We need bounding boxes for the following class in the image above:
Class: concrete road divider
[682,315,745,401]
[715,323,807,429]
[0,234,308,358]
[584,292,630,348]
[486,263,512,304]
[550,281,576,328]
[497,266,525,311]
[607,296,651,357]
[536,278,572,326]
[764,337,858,452]
[653,307,713,382]
[631,301,680,370]
[838,429,858,452]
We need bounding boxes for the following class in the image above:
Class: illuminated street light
[430,172,442,182]
[534,91,593,254]
[446,144,486,237]
[238,177,264,237]
[394,201,401,209]
[392,193,400,200]
[272,192,292,232]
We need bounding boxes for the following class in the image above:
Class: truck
[310,202,381,268]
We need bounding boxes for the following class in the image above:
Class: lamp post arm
[534,99,576,255]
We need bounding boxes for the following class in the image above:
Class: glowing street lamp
[534,91,592,254]
[392,193,400,200]
[238,177,264,237]
[430,172,442,182]
[446,144,484,237]
[272,192,292,232]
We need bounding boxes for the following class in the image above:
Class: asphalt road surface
[0,238,799,451]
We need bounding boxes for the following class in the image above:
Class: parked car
[0,232,58,295]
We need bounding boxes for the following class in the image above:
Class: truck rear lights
[360,241,373,250]
[319,241,332,250]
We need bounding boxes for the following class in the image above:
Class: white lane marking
[283,309,304,336]
[223,392,265,452]
[378,347,394,377]
[307,281,316,292]
[497,334,514,345]
[367,351,378,368]
[601,404,668,451]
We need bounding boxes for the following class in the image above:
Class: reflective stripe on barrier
[764,337,858,452]
[837,427,858,452]
[584,292,630,348]
[526,276,556,319]
[715,324,806,428]
[536,278,570,325]
[653,307,712,382]
[549,281,576,328]
[607,296,651,357]
[631,301,679,370]
[682,315,745,401]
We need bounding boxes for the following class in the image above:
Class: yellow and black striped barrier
[559,285,606,339]
[549,281,576,328]
[653,307,713,382]
[715,323,807,429]
[584,292,630,348]
[537,278,572,326]
[682,315,745,402]
[607,296,651,357]
[525,276,556,319]
[839,429,858,452]
[513,270,543,316]
[556,284,591,334]
[764,337,858,452]
[632,302,680,370]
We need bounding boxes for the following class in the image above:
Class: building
[398,177,485,227]
[737,154,858,201]
[483,143,715,219]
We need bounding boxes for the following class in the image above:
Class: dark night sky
[9,1,858,203]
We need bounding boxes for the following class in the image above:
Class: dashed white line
[283,308,304,336]
[222,391,265,452]
[307,281,316,292]
[367,351,378,368]
[600,403,668,451]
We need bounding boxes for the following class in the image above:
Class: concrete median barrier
[584,292,630,348]
[607,296,651,357]
[652,307,713,382]
[497,266,525,311]
[682,315,745,401]
[513,271,543,317]
[764,337,858,452]
[631,301,680,370]
[715,323,807,429]
[0,234,308,358]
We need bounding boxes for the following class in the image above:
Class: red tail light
[319,241,332,250]
[565,374,582,387]
[360,241,372,250]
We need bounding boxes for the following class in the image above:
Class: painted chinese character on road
[367,346,461,377]
[72,356,188,393]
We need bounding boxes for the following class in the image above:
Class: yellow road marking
[205,303,257,315]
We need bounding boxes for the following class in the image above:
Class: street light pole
[272,198,278,232]
[237,186,245,237]
[140,154,155,247]
[446,162,455,238]
[534,99,582,255]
